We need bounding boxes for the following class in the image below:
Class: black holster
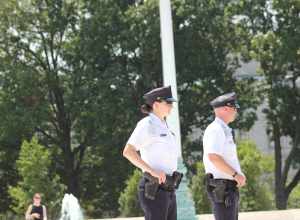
[161,171,183,191]
[205,173,237,207]
[143,171,183,200]
[143,172,159,200]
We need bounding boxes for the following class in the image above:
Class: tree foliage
[0,0,146,216]
[170,0,261,171]
[237,140,274,211]
[288,184,300,209]
[228,0,300,209]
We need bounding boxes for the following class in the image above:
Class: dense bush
[118,169,143,217]
[288,184,300,209]
[190,162,211,214]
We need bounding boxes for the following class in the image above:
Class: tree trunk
[273,120,288,209]
[275,188,288,209]
[64,150,80,197]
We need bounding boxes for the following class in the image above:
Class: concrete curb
[91,209,300,220]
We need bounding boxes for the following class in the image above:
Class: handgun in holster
[205,173,227,203]
[212,181,227,203]
[172,171,183,189]
[143,172,159,200]
[157,171,183,191]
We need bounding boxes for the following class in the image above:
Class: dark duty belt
[144,171,183,192]
[142,171,183,200]
[205,173,237,189]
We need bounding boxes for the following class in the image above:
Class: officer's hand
[234,174,246,187]
[151,171,166,184]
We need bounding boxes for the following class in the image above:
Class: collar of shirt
[215,117,232,137]
[149,113,168,129]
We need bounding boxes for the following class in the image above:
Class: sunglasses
[165,100,173,105]
[226,103,239,109]
[34,197,41,199]
[156,100,173,105]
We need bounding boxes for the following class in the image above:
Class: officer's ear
[152,101,160,110]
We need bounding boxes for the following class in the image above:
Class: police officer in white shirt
[203,92,246,220]
[123,86,182,220]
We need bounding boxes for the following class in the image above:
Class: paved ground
[91,209,300,220]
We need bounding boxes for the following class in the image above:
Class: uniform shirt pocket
[150,134,169,144]
[224,136,237,158]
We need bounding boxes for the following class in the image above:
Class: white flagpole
[159,1,197,219]
[159,0,182,158]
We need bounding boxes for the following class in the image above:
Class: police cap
[143,86,177,106]
[210,92,240,109]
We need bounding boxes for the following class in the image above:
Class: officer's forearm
[123,144,155,175]
[208,153,236,176]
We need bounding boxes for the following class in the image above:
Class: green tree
[0,0,86,196]
[0,1,145,216]
[237,140,274,211]
[9,137,66,219]
[287,184,300,209]
[172,0,260,171]
[190,140,274,213]
[118,169,143,217]
[228,0,300,209]
[0,136,22,212]
[0,68,35,212]
[76,1,163,216]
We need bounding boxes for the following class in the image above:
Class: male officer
[203,92,246,220]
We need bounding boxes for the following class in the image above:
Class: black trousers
[207,187,239,220]
[138,178,177,220]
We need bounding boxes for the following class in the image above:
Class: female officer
[123,86,180,220]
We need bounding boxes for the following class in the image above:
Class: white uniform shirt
[127,113,179,175]
[203,117,242,180]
